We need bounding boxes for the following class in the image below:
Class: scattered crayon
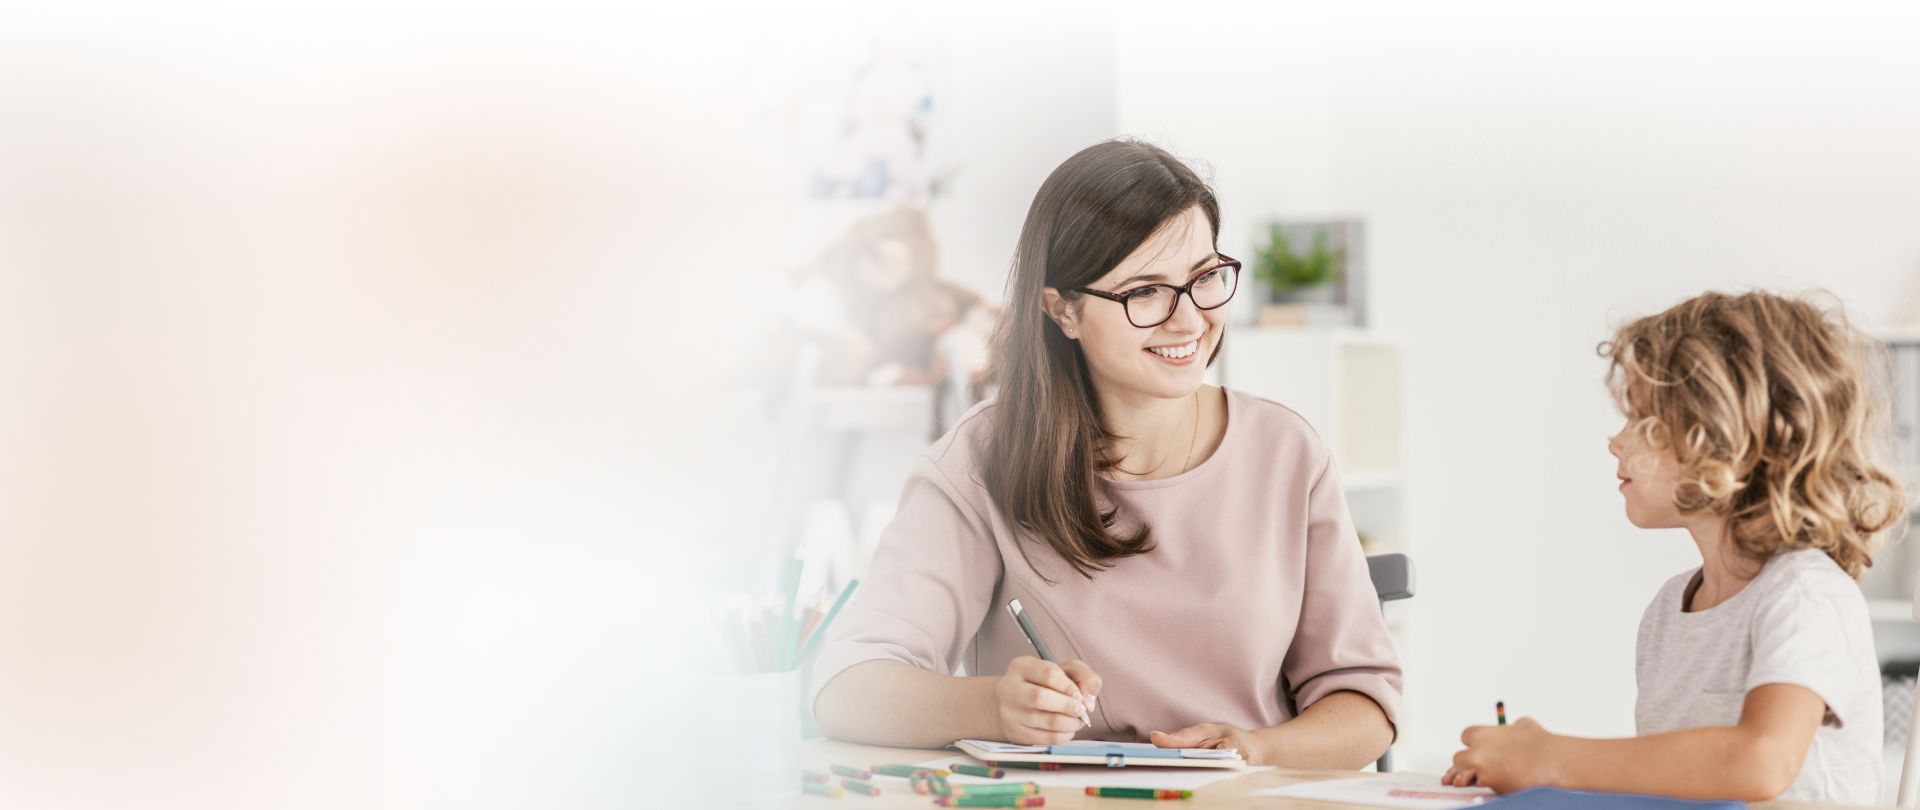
[950,782,1039,798]
[842,778,881,796]
[803,781,845,798]
[953,764,1006,778]
[831,764,872,780]
[933,798,1044,810]
[1084,787,1193,799]
[801,769,832,784]
[873,764,939,778]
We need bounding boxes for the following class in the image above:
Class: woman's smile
[1146,337,1201,364]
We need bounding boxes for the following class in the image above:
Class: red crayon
[991,761,1062,771]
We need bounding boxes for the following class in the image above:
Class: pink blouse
[806,387,1402,742]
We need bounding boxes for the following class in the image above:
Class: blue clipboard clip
[1046,742,1189,768]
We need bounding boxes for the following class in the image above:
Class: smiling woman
[806,139,1401,770]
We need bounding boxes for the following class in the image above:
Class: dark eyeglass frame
[1073,254,1242,329]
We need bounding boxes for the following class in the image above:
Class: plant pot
[1256,302,1350,328]
[1271,283,1339,305]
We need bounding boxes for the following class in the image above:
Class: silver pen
[1006,599,1093,728]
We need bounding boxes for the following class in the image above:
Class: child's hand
[994,656,1100,745]
[1150,724,1270,765]
[1444,717,1560,793]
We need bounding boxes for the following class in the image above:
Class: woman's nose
[1165,290,1206,331]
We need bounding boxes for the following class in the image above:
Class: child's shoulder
[1752,548,1860,600]
[1640,550,1861,624]
[1736,549,1870,627]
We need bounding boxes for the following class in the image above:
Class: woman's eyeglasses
[1074,255,1241,329]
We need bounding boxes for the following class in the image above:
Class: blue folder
[1482,787,1746,810]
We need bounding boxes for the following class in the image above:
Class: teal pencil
[793,579,860,665]
[774,554,803,670]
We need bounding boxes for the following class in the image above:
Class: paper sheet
[915,754,1270,791]
[953,739,1046,754]
[1254,773,1496,810]
[955,739,1240,759]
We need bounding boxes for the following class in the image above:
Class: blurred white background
[3,1,1920,807]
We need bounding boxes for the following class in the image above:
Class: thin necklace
[1178,388,1201,474]
[1114,389,1201,479]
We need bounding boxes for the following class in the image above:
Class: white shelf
[1342,471,1401,492]
[1870,326,1920,345]
[1223,328,1403,475]
[1870,598,1917,623]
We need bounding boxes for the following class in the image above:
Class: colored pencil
[950,783,1039,797]
[793,578,860,665]
[1085,786,1193,799]
[952,763,1005,778]
[831,764,872,780]
[992,761,1061,771]
[933,797,1045,808]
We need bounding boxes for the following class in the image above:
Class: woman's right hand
[994,656,1102,744]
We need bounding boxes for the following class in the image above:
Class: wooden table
[795,739,1857,810]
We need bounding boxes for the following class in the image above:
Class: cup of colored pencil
[714,554,858,673]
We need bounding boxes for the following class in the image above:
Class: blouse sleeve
[804,453,1004,716]
[1279,450,1405,734]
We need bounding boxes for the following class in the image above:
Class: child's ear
[1041,287,1079,339]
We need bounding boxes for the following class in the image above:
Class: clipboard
[953,739,1248,769]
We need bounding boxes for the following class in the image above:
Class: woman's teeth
[1148,341,1198,359]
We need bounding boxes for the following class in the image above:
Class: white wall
[1116,1,1920,771]
[932,10,1118,301]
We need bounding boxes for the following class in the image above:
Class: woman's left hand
[1150,723,1271,765]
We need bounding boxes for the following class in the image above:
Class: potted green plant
[1252,223,1348,327]
[1254,223,1344,303]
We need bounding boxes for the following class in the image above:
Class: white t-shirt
[1635,549,1882,804]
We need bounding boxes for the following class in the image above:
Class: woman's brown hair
[1601,291,1908,579]
[980,139,1222,580]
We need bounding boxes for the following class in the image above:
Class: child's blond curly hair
[1601,291,1908,579]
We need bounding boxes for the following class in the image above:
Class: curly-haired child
[1446,291,1908,803]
